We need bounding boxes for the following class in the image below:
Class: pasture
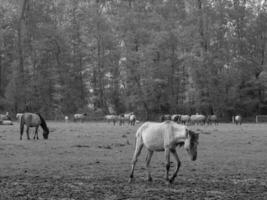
[0,122,267,199]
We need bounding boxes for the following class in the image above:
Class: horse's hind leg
[129,138,143,183]
[164,148,171,183]
[26,127,30,140]
[20,125,24,140]
[169,149,181,184]
[145,150,153,182]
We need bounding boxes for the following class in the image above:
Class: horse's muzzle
[192,154,197,161]
[43,135,48,139]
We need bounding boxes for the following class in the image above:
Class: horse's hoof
[165,180,172,186]
[147,177,153,182]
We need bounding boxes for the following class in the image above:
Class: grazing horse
[20,113,49,140]
[234,115,242,125]
[129,114,136,126]
[190,114,206,125]
[129,121,199,184]
[180,115,190,124]
[206,115,218,125]
[74,113,87,122]
[105,115,118,125]
[0,114,11,121]
[171,114,181,122]
[160,114,171,122]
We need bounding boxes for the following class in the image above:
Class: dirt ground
[0,121,267,200]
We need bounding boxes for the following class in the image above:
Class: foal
[129,121,199,184]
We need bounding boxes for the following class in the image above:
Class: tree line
[0,0,267,120]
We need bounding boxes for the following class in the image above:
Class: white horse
[16,113,23,120]
[123,112,134,124]
[105,115,118,125]
[234,115,242,125]
[129,114,136,126]
[0,113,11,121]
[129,121,199,184]
[180,115,190,124]
[190,114,206,125]
[74,113,87,122]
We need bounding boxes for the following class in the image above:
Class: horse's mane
[188,130,199,144]
[37,113,49,132]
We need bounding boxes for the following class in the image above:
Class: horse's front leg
[164,148,171,183]
[26,127,30,140]
[35,127,39,140]
[169,149,181,184]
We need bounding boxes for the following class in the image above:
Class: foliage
[0,0,267,120]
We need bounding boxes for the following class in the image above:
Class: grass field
[0,122,267,200]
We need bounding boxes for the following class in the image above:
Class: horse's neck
[172,126,187,142]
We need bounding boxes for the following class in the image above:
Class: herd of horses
[160,114,242,125]
[15,112,199,184]
[2,111,245,184]
[104,113,137,126]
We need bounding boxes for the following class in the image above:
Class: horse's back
[235,115,241,120]
[191,114,205,121]
[137,121,187,151]
[180,115,190,121]
[235,115,242,123]
[21,113,41,126]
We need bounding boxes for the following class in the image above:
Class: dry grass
[0,122,267,199]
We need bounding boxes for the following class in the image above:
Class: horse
[65,116,69,123]
[180,115,190,124]
[118,114,126,126]
[234,115,242,125]
[190,114,206,125]
[74,113,87,122]
[160,114,171,122]
[206,115,218,125]
[105,114,118,125]
[124,112,134,124]
[0,113,11,121]
[129,114,136,126]
[16,113,23,120]
[129,121,199,184]
[20,113,49,140]
[0,120,13,125]
[171,114,181,122]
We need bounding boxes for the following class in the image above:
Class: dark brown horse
[20,113,49,140]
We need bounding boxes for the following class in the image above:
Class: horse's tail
[37,113,49,132]
[135,122,147,146]
[20,114,24,136]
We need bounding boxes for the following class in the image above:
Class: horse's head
[185,130,199,161]
[43,129,50,139]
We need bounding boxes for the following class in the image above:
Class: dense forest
[0,0,267,120]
